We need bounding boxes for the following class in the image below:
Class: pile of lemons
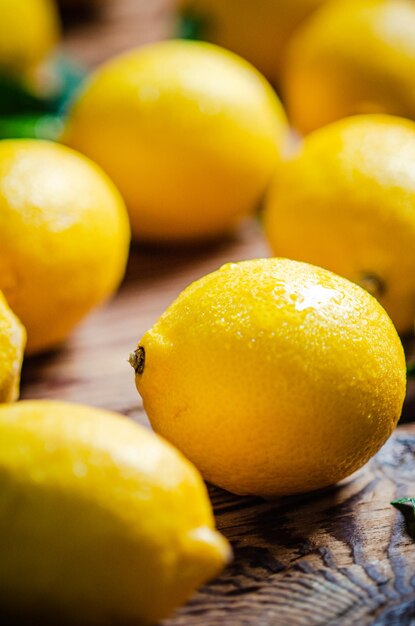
[0,0,415,622]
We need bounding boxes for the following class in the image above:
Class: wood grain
[60,0,176,68]
[20,220,415,626]
[167,428,415,626]
[18,3,415,625]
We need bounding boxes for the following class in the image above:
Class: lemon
[265,115,415,335]
[0,139,130,355]
[0,292,25,402]
[283,0,415,134]
[178,0,331,83]
[64,39,287,242]
[0,0,59,76]
[131,258,405,498]
[0,400,230,624]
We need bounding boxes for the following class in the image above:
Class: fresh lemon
[283,0,415,134]
[0,0,59,76]
[64,39,287,242]
[0,400,230,624]
[265,115,415,335]
[0,292,25,402]
[178,0,331,83]
[0,139,130,354]
[131,258,405,498]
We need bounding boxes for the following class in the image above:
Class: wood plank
[20,219,415,626]
[17,3,415,624]
[60,0,176,68]
[166,425,415,625]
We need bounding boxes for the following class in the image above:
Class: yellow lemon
[178,0,331,83]
[64,39,287,242]
[0,139,130,355]
[283,0,415,134]
[0,292,25,402]
[0,400,230,624]
[131,258,405,498]
[265,115,415,335]
[0,0,59,76]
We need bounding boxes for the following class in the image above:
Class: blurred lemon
[265,115,415,335]
[283,0,415,134]
[64,39,287,242]
[178,0,332,83]
[0,400,230,624]
[131,258,405,497]
[0,0,59,76]
[0,292,25,402]
[0,139,130,354]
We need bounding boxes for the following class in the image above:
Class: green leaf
[176,9,209,41]
[406,361,415,378]
[50,54,86,114]
[391,498,415,540]
[0,55,85,117]
[0,74,49,115]
[0,114,63,140]
[391,498,415,510]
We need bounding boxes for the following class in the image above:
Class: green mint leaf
[391,498,415,540]
[406,361,415,378]
[176,10,209,41]
[391,497,415,510]
[0,114,63,140]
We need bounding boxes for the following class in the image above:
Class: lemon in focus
[0,139,130,354]
[131,258,405,498]
[0,400,230,624]
[283,0,415,134]
[0,292,25,402]
[64,39,287,242]
[0,0,59,76]
[178,0,332,83]
[265,115,415,335]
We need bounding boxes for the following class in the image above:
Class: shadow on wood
[166,429,415,626]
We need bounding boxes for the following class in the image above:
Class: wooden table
[21,220,415,626]
[20,2,415,623]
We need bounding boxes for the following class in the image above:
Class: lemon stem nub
[358,273,385,297]
[129,347,145,375]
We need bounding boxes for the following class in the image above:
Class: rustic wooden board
[19,2,415,624]
[20,219,415,626]
[169,428,415,626]
[60,0,175,68]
